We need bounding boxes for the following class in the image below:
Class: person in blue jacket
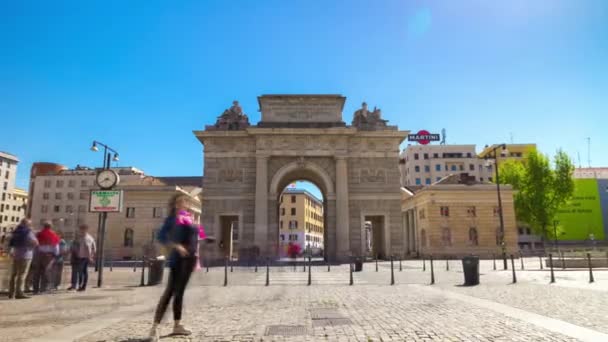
[149,194,211,340]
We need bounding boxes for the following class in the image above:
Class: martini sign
[90,190,123,213]
[408,130,441,145]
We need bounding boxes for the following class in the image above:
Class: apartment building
[0,152,27,232]
[278,189,324,257]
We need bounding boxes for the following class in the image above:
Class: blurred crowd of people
[3,218,96,299]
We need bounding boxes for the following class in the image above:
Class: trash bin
[462,256,480,286]
[147,257,166,286]
[354,258,363,272]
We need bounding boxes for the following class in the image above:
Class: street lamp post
[486,144,509,270]
[553,220,559,251]
[90,141,119,288]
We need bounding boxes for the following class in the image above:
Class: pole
[549,253,555,283]
[446,257,449,271]
[97,211,107,287]
[224,257,228,287]
[349,260,353,286]
[560,251,565,269]
[511,255,517,283]
[494,147,508,271]
[375,254,378,272]
[254,258,258,273]
[587,253,594,283]
[539,255,543,270]
[307,256,311,286]
[390,255,395,286]
[327,260,330,272]
[399,256,402,272]
[230,258,233,272]
[140,256,145,286]
[265,258,269,286]
[492,254,496,270]
[422,257,426,271]
[430,255,435,285]
[553,221,558,250]
[520,252,524,270]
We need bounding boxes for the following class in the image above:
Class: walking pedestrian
[7,219,38,299]
[69,224,96,292]
[32,222,60,294]
[68,235,80,291]
[148,194,204,341]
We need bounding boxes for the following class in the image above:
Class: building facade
[196,95,407,262]
[401,174,518,257]
[478,143,537,163]
[278,189,324,256]
[0,152,28,232]
[399,144,493,187]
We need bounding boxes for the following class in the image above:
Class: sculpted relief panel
[256,136,347,152]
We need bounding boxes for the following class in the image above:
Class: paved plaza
[1,259,607,342]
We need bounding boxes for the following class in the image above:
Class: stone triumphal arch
[194,95,409,262]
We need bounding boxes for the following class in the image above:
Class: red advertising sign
[408,130,441,145]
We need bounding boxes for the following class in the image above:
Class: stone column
[254,155,269,255]
[335,156,350,260]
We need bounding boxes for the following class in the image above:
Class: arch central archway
[267,160,337,261]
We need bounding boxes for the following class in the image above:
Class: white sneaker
[172,324,192,336]
[148,326,159,342]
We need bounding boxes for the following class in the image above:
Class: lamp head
[112,153,119,162]
[90,142,99,152]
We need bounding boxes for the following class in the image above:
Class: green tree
[499,150,575,240]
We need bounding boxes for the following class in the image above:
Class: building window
[280,220,283,229]
[65,219,73,227]
[54,205,60,213]
[41,205,48,213]
[5,171,9,179]
[67,192,75,200]
[414,166,420,172]
[80,192,88,200]
[415,178,421,185]
[480,177,484,182]
[469,164,475,171]
[435,164,441,171]
[440,206,449,217]
[423,153,429,160]
[420,229,427,247]
[451,165,457,171]
[3,182,6,190]
[280,234,285,241]
[56,180,64,188]
[414,153,419,160]
[124,228,134,247]
[291,196,296,203]
[459,165,464,171]
[518,227,524,235]
[66,205,73,213]
[78,205,86,212]
[424,165,430,172]
[43,192,49,200]
[441,228,452,246]
[526,228,531,235]
[467,152,472,158]
[81,180,88,187]
[469,227,479,246]
[55,192,63,200]
[44,180,51,188]
[291,208,296,215]
[126,207,136,218]
[488,176,493,182]
[68,180,76,188]
[281,208,285,216]
[436,177,441,181]
[289,220,298,229]
[433,153,439,158]
[467,206,476,217]
[153,207,163,218]
[425,178,431,185]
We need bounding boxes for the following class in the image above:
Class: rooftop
[0,151,19,162]
[282,188,324,204]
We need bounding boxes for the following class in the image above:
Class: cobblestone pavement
[2,261,607,341]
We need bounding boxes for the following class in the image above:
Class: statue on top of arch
[351,102,389,130]
[210,100,251,131]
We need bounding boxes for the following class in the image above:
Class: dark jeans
[32,253,55,293]
[53,259,64,289]
[72,258,89,289]
[153,257,195,323]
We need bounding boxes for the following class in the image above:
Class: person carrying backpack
[7,218,38,299]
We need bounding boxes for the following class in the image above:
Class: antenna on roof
[510,132,514,144]
[587,137,591,168]
[577,151,582,169]
[440,128,446,145]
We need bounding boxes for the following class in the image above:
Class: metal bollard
[422,257,426,271]
[560,251,566,269]
[224,258,228,287]
[110,259,113,272]
[303,258,306,272]
[399,256,403,272]
[520,253,524,270]
[349,260,354,286]
[492,254,496,271]
[255,258,258,273]
[327,260,330,272]
[549,253,555,283]
[511,255,517,284]
[390,255,395,286]
[140,256,145,287]
[446,257,449,271]
[133,261,137,272]
[539,255,543,270]
[206,262,209,273]
[375,254,378,272]
[230,259,233,273]
[308,256,312,286]
[587,253,595,283]
[265,258,270,287]
[430,255,435,285]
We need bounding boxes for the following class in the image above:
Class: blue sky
[1,0,607,191]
